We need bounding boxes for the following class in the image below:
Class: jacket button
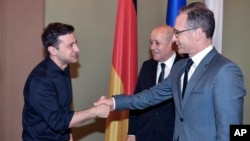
[180,118,184,122]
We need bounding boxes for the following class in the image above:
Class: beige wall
[45,0,250,141]
[45,1,170,140]
[1,0,249,141]
[223,0,250,123]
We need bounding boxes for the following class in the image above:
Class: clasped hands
[93,96,114,118]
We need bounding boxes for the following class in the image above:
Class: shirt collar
[45,56,70,75]
[191,45,213,68]
[158,53,176,69]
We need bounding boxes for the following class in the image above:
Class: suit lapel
[181,48,218,108]
[151,60,158,85]
[171,59,187,114]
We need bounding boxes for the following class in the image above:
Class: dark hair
[187,2,207,9]
[180,2,215,39]
[41,22,74,50]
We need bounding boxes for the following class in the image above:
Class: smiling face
[172,13,195,55]
[149,26,175,62]
[48,33,79,70]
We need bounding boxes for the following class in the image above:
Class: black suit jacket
[128,53,184,141]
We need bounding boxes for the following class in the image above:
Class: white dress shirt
[156,53,176,84]
[181,45,213,92]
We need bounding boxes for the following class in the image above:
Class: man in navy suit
[95,2,246,141]
[126,25,185,141]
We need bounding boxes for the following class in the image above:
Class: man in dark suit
[95,2,246,141]
[127,25,185,141]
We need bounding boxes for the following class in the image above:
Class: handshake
[91,96,114,118]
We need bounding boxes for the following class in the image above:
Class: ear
[48,46,57,55]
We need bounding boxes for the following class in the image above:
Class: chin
[70,59,78,63]
[177,49,186,54]
[71,57,78,62]
[152,55,159,59]
[177,50,183,54]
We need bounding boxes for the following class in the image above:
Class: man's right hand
[94,96,114,111]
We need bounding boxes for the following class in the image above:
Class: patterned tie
[158,63,166,83]
[182,59,193,98]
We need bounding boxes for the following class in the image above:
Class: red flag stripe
[112,0,137,95]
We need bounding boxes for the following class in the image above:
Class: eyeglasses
[174,28,195,38]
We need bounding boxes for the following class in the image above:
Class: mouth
[151,50,159,54]
[174,41,180,46]
[175,42,181,49]
[72,54,79,59]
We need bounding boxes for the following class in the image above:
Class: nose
[172,34,177,42]
[74,44,80,52]
[150,44,154,50]
[150,42,156,50]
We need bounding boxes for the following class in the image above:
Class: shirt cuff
[112,97,116,110]
[127,135,136,137]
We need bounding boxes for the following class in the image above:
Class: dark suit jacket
[128,53,184,141]
[115,48,246,141]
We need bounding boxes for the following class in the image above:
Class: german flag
[105,0,137,141]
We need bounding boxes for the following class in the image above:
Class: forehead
[151,34,168,44]
[151,29,167,39]
[175,13,188,29]
[58,33,76,44]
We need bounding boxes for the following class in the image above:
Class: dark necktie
[158,63,166,83]
[182,59,193,98]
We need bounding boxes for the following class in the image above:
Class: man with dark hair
[22,22,110,141]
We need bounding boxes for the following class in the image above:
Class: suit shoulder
[212,54,239,67]
[142,59,157,66]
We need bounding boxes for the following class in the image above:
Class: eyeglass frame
[174,28,196,38]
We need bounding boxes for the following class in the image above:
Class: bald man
[126,25,186,141]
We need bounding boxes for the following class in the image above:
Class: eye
[68,44,73,48]
[174,29,180,35]
[149,40,153,45]
[150,40,161,46]
[155,41,160,46]
[68,42,76,48]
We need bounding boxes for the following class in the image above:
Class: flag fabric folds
[105,0,138,141]
[205,0,223,53]
[166,0,187,27]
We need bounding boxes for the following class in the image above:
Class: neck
[49,55,67,70]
